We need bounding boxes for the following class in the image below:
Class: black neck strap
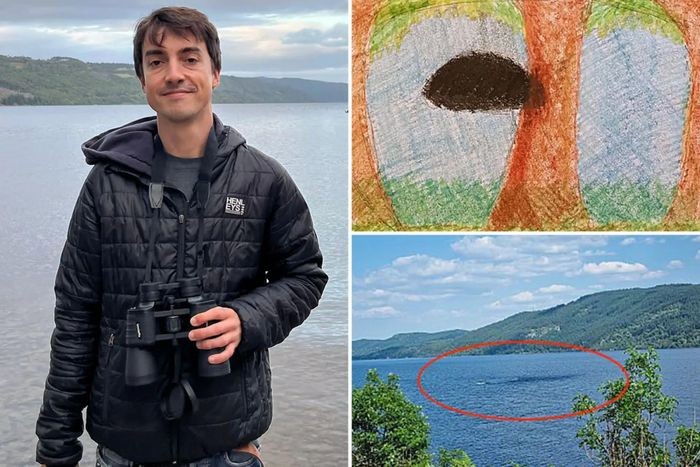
[195,128,218,280]
[195,128,218,211]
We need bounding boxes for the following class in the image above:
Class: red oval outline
[416,339,630,422]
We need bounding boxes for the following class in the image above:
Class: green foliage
[674,425,700,467]
[582,182,675,225]
[353,369,473,466]
[383,177,500,229]
[353,284,700,359]
[352,369,431,466]
[588,0,683,43]
[572,348,677,466]
[370,0,521,59]
[368,0,687,60]
[435,447,475,467]
[369,0,686,59]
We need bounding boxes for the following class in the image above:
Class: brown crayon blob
[423,52,530,112]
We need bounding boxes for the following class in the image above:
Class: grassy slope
[379,177,680,229]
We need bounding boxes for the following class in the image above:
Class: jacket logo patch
[225,196,246,216]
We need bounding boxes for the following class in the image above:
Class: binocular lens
[125,347,159,386]
[198,351,231,378]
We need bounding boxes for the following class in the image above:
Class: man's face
[140,29,220,124]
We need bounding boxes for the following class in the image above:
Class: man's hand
[188,306,241,364]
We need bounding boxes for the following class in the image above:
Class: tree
[488,0,592,230]
[674,425,700,467]
[572,347,697,466]
[435,448,475,467]
[654,0,700,227]
[353,369,431,466]
[352,0,400,230]
[353,369,474,466]
[355,0,592,230]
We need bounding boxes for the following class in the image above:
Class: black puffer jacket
[35,115,327,465]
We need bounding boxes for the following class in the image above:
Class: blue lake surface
[0,103,348,466]
[353,348,700,466]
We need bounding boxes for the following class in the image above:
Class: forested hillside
[353,284,700,359]
[0,55,347,105]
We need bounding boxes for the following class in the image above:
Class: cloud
[355,306,400,319]
[621,237,665,246]
[0,25,135,62]
[362,254,461,286]
[362,236,619,292]
[538,284,574,293]
[282,23,346,46]
[488,290,566,313]
[362,288,454,303]
[693,237,700,243]
[582,249,614,256]
[451,236,606,260]
[217,20,348,81]
[667,260,684,269]
[0,4,349,82]
[451,236,508,258]
[429,272,477,284]
[512,291,535,302]
[449,236,602,280]
[426,308,471,319]
[582,261,648,274]
[392,254,459,276]
[581,261,664,280]
[0,1,348,23]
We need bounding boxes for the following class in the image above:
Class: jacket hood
[81,114,246,177]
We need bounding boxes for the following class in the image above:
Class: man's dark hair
[133,6,222,83]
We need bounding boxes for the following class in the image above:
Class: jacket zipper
[177,205,188,279]
[107,165,189,463]
[173,207,187,463]
[102,332,116,421]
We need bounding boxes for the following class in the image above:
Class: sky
[353,235,700,340]
[0,1,348,83]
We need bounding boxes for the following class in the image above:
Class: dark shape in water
[477,374,580,385]
[509,374,579,384]
[423,52,530,112]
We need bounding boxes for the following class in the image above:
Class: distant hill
[353,284,700,359]
[0,55,347,105]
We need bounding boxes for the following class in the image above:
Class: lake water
[0,103,348,466]
[353,348,700,466]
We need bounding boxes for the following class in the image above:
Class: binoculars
[125,278,231,386]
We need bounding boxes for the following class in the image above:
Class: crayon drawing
[352,0,700,230]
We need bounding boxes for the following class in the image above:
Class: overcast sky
[353,235,700,340]
[0,1,348,82]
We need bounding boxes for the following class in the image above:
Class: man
[35,7,327,467]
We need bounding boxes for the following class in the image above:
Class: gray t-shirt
[163,151,202,201]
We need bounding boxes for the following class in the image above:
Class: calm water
[0,103,348,466]
[353,348,700,466]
